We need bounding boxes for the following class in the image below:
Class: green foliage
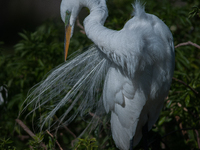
[20,132,57,150]
[189,6,200,18]
[0,0,200,149]
[0,21,65,149]
[74,137,98,150]
[0,138,16,150]
[26,133,45,150]
[1,21,64,110]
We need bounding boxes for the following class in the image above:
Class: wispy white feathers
[21,46,110,131]
[132,1,146,18]
[21,1,175,150]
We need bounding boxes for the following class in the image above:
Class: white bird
[23,0,175,150]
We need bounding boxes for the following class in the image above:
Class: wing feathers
[103,66,147,150]
[111,112,132,150]
[115,91,125,106]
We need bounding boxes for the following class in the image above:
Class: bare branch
[18,135,29,141]
[172,77,199,95]
[76,17,86,34]
[62,125,77,138]
[195,129,200,149]
[16,119,36,139]
[175,116,187,135]
[89,112,101,122]
[46,130,63,150]
[15,119,47,150]
[55,116,77,138]
[175,41,200,49]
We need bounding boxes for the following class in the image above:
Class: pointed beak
[64,10,72,61]
[64,24,71,61]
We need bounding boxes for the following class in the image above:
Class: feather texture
[21,46,110,130]
[20,1,175,150]
[84,2,175,149]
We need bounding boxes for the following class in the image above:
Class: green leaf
[158,116,166,126]
[185,94,190,107]
[18,33,29,41]
[166,100,172,108]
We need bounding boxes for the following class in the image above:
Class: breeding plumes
[21,0,175,149]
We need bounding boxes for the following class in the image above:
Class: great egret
[23,0,175,150]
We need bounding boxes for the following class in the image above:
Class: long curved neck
[81,0,108,32]
[81,0,118,52]
[81,0,127,71]
[80,0,107,12]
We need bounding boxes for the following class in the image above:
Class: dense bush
[0,0,200,149]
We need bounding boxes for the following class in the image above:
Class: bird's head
[60,0,82,61]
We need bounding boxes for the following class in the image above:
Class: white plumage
[22,0,175,150]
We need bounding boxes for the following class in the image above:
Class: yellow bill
[64,24,71,61]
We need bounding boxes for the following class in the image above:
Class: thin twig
[175,116,187,136]
[172,77,199,95]
[16,119,35,139]
[195,129,200,149]
[76,17,86,34]
[46,130,63,150]
[18,135,29,141]
[63,125,77,138]
[89,112,111,129]
[15,119,47,150]
[55,116,77,138]
[175,41,200,49]
[70,112,103,147]
[89,112,101,123]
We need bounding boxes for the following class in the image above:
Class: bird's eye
[66,10,71,15]
[65,10,71,26]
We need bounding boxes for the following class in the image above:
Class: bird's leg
[130,137,134,150]
[142,122,148,150]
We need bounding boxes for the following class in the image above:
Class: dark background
[0,0,61,45]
